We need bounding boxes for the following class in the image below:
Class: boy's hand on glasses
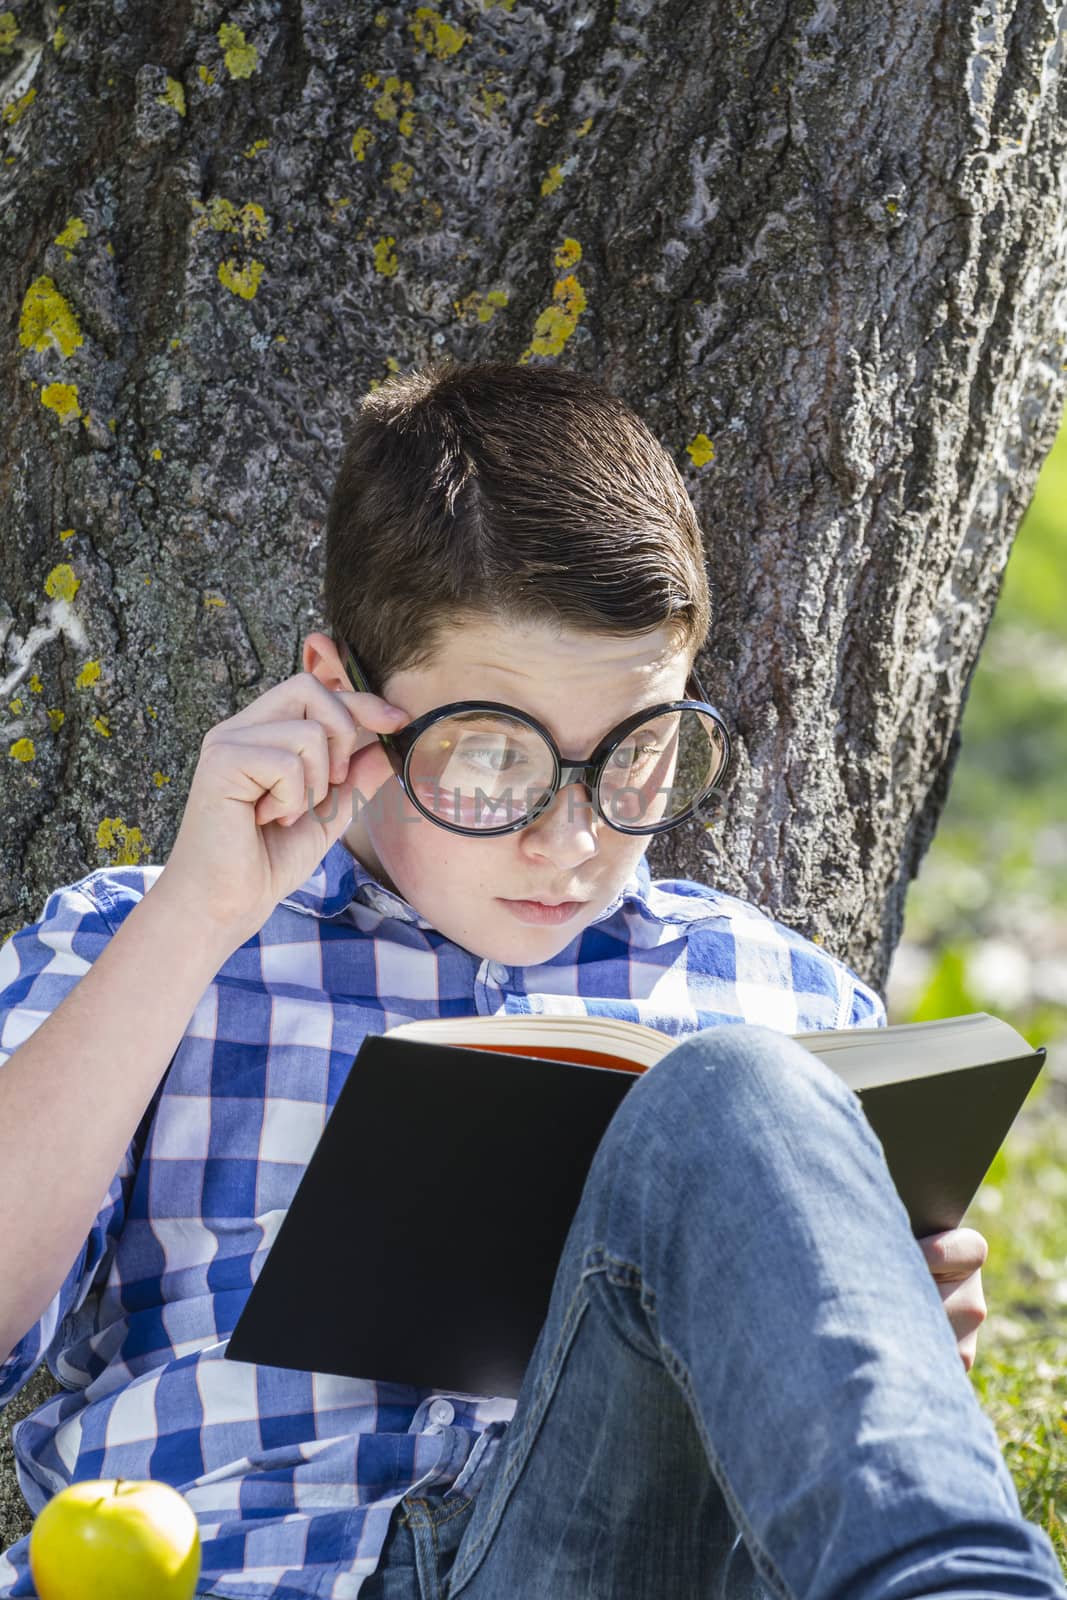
[158,672,409,948]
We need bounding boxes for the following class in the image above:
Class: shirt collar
[281,838,652,931]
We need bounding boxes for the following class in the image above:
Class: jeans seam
[448,1266,592,1588]
[451,1242,791,1600]
[401,1495,477,1530]
[607,1259,795,1600]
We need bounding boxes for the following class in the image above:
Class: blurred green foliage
[896,403,1067,1571]
[898,405,1067,1031]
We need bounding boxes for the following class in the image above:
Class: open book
[387,1006,1034,1083]
[225,1011,1045,1398]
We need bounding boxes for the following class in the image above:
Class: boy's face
[302,617,693,966]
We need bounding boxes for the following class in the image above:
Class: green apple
[29,1477,201,1600]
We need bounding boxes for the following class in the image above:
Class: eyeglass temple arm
[688,665,712,704]
[343,642,373,695]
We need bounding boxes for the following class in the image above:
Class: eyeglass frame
[341,642,732,839]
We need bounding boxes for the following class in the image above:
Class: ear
[302,632,347,689]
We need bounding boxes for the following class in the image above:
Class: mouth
[496,896,588,924]
[505,897,586,907]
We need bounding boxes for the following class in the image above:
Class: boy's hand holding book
[158,671,410,947]
[917,1225,989,1372]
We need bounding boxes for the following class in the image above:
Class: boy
[0,359,1061,1600]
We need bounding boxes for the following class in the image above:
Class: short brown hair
[322,359,711,692]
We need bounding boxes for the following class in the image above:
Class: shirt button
[488,962,509,984]
[428,1398,455,1426]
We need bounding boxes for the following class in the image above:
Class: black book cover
[225,1033,1044,1398]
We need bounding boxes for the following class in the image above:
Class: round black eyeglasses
[341,642,732,838]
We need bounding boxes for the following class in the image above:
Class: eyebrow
[442,698,680,746]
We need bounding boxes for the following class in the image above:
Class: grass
[967,1060,1067,1570]
[893,962,1067,1572]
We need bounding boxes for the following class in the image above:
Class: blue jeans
[363,1024,1067,1600]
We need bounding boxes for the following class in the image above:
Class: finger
[267,742,381,842]
[214,726,331,825]
[917,1227,989,1278]
[327,693,411,778]
[937,1270,987,1336]
[958,1330,979,1372]
[256,729,395,829]
[204,731,343,830]
[222,701,403,818]
[202,741,308,821]
[221,721,334,818]
[218,672,409,757]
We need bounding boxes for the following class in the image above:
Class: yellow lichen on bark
[54,217,88,257]
[19,277,84,358]
[239,202,269,240]
[218,23,258,78]
[40,383,82,422]
[218,258,264,298]
[373,76,415,124]
[159,76,186,115]
[408,6,470,58]
[2,86,36,124]
[96,818,147,865]
[454,288,509,325]
[44,563,80,602]
[521,241,586,360]
[373,237,399,276]
[191,197,270,241]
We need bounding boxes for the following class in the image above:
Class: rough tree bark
[1,0,1066,1548]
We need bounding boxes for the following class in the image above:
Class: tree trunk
[1,0,1066,1556]
[3,1,1066,990]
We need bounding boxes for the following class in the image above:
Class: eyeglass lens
[404,707,727,831]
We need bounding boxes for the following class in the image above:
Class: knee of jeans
[609,1022,859,1162]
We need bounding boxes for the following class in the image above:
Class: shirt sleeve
[0,874,157,1409]
[846,967,888,1029]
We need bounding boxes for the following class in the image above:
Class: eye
[609,739,663,770]
[458,742,528,772]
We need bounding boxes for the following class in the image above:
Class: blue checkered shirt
[0,840,885,1597]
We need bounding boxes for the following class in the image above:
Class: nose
[519,779,599,865]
